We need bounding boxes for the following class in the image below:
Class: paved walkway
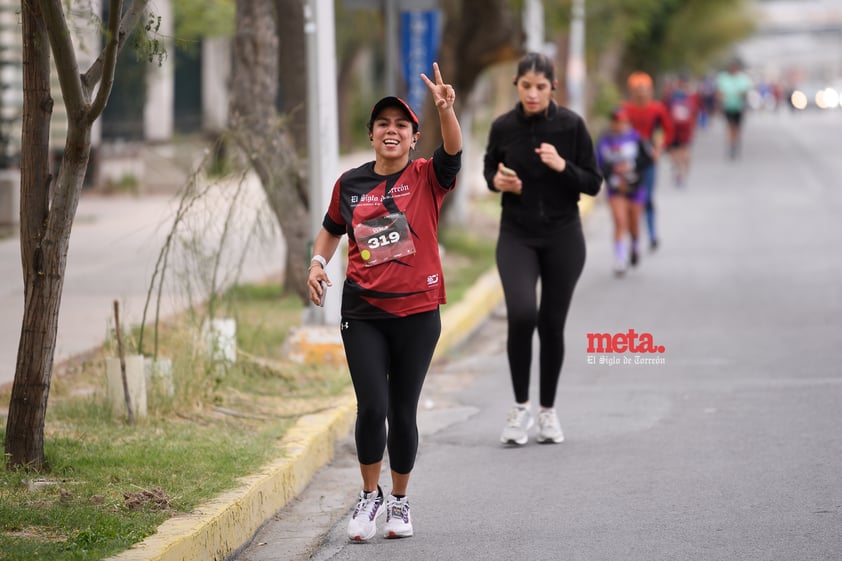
[0,148,491,388]
[0,174,283,387]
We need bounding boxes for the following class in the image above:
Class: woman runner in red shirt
[307,63,461,543]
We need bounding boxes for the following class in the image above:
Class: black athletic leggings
[340,308,441,474]
[496,220,586,408]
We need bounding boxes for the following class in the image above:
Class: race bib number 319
[353,212,416,267]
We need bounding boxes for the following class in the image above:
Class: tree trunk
[6,0,148,470]
[418,0,522,159]
[7,4,97,470]
[5,0,54,469]
[230,0,309,301]
[419,0,522,225]
[336,48,366,154]
[275,0,307,153]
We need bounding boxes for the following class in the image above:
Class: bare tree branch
[88,0,123,122]
[38,0,85,118]
[82,0,151,92]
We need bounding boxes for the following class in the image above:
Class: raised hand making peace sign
[421,62,456,112]
[419,62,461,156]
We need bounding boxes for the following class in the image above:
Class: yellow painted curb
[434,269,504,362]
[579,193,595,217]
[105,395,357,561]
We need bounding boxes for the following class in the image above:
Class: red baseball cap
[368,96,419,132]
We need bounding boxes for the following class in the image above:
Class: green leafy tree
[540,0,754,116]
[631,0,756,76]
[6,0,153,470]
[174,0,235,42]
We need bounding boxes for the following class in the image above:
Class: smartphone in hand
[317,280,327,307]
[499,164,517,177]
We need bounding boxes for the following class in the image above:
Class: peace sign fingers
[420,62,456,110]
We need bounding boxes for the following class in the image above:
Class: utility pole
[385,0,399,94]
[567,0,586,117]
[523,0,545,54]
[305,0,341,324]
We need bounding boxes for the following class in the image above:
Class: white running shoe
[383,495,413,538]
[347,486,384,542]
[613,259,628,277]
[500,405,533,445]
[536,409,565,444]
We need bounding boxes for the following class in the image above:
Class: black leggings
[340,309,441,474]
[496,220,586,408]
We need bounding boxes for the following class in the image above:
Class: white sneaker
[347,486,384,542]
[383,495,413,538]
[613,259,627,276]
[536,409,565,444]
[500,405,533,445]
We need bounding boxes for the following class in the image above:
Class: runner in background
[622,72,674,251]
[697,75,718,129]
[715,59,753,159]
[595,107,651,275]
[664,74,700,187]
[483,52,602,446]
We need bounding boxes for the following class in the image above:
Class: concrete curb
[111,194,596,561]
[105,397,358,561]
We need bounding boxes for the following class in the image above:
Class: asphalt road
[235,108,842,561]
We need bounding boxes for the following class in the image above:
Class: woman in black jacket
[483,52,602,446]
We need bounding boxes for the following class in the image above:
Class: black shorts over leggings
[341,308,441,474]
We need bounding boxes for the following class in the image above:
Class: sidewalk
[0,175,283,388]
[0,150,374,389]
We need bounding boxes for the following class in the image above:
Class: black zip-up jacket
[483,101,602,234]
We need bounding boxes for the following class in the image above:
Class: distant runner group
[596,59,753,276]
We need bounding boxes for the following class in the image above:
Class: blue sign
[400,10,442,120]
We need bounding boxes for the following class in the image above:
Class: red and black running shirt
[323,146,461,319]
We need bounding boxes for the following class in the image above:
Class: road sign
[401,10,441,116]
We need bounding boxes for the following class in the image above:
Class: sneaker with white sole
[383,495,413,538]
[536,409,564,443]
[347,486,384,542]
[500,405,533,445]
